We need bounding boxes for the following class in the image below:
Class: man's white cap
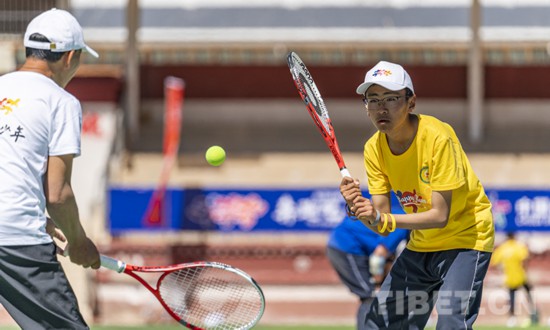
[356,61,413,95]
[24,8,98,58]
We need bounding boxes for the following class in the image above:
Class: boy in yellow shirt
[491,232,538,327]
[340,61,494,329]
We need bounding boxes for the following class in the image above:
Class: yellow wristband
[378,213,388,233]
[388,213,396,232]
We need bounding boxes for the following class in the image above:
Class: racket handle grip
[100,255,126,273]
[340,168,351,178]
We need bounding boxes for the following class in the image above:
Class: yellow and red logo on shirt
[0,98,20,115]
[396,190,427,213]
[420,166,430,183]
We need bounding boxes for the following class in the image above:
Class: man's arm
[340,176,452,231]
[373,190,452,230]
[44,154,100,269]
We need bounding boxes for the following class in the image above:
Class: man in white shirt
[0,8,100,329]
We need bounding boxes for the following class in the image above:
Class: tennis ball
[204,311,225,327]
[205,145,226,166]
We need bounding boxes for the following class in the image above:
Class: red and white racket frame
[287,51,351,178]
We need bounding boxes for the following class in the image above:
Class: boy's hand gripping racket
[287,51,351,178]
[100,255,265,329]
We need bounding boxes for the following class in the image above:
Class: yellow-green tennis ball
[205,146,226,166]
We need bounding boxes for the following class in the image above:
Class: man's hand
[353,198,379,225]
[65,237,101,269]
[46,217,67,255]
[370,245,390,284]
[340,176,362,206]
[340,176,380,225]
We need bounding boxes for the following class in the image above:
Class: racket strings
[289,56,332,134]
[158,266,263,329]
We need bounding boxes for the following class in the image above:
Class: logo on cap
[372,69,392,77]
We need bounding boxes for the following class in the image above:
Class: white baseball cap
[356,61,413,95]
[24,8,98,58]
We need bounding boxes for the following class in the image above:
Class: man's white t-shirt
[0,71,81,245]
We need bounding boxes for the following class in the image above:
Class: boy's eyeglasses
[362,95,405,110]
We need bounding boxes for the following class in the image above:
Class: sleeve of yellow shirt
[429,135,466,191]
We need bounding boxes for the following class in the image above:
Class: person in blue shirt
[327,216,409,330]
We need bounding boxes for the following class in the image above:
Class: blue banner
[108,187,550,233]
[109,187,404,233]
[487,189,550,232]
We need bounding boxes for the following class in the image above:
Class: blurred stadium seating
[2,0,550,327]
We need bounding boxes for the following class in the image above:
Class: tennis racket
[142,76,185,227]
[287,51,351,178]
[100,255,265,329]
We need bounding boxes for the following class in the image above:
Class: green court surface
[2,326,548,330]
[0,326,548,330]
[82,326,543,330]
[0,327,353,330]
[94,325,545,330]
[91,325,545,330]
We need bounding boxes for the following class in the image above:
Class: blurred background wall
[2,0,550,327]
